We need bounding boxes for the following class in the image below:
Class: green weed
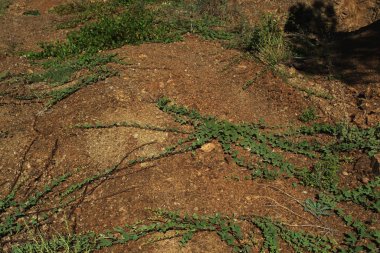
[11,209,342,253]
[303,198,332,217]
[299,107,317,122]
[299,123,380,156]
[298,153,340,190]
[22,10,40,16]
[247,14,292,66]
[248,216,335,253]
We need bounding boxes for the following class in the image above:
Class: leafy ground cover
[0,0,379,252]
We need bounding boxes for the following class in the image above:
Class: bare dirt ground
[0,0,379,252]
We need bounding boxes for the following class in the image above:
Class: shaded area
[333,20,380,85]
[285,0,337,37]
[285,0,380,86]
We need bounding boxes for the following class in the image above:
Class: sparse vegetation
[1,53,120,108]
[3,98,379,251]
[29,2,174,59]
[0,0,12,16]
[1,1,379,252]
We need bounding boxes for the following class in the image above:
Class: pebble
[362,177,370,184]
[342,171,349,176]
[200,143,216,153]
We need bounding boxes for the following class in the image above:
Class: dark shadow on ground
[285,0,380,86]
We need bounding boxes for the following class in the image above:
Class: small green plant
[303,198,332,217]
[247,14,291,66]
[299,107,317,122]
[22,10,40,16]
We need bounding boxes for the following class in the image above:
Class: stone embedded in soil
[200,143,216,153]
[361,177,370,184]
[342,171,349,176]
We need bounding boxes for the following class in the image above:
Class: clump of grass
[247,14,292,66]
[147,0,236,41]
[299,107,317,122]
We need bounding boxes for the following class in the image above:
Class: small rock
[371,154,380,175]
[302,191,308,194]
[237,64,248,70]
[200,143,216,153]
[342,171,349,176]
[140,162,153,168]
[362,177,370,184]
